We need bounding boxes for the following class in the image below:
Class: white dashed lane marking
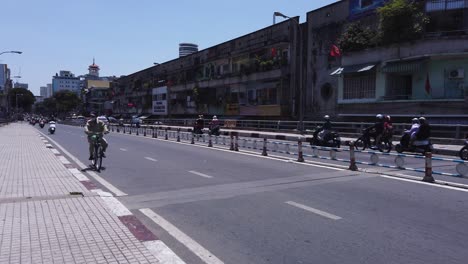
[188,170,213,179]
[144,157,158,162]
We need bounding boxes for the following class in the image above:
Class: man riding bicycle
[85,112,109,160]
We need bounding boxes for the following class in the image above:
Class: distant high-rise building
[52,70,80,94]
[40,85,52,98]
[0,64,9,93]
[14,82,28,89]
[179,43,198,57]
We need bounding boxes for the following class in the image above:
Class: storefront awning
[381,59,427,73]
[330,63,377,76]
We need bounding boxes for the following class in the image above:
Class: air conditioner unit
[449,68,465,79]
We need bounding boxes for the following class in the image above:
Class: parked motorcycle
[395,133,432,155]
[309,128,341,148]
[459,139,468,160]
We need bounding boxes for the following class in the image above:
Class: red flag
[425,73,431,95]
[330,44,341,57]
[271,48,277,57]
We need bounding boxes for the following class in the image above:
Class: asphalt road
[37,124,468,264]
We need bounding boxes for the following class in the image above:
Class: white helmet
[324,115,330,120]
[412,118,419,124]
[376,114,383,120]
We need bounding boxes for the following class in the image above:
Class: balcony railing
[426,0,467,11]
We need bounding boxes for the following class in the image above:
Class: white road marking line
[143,240,186,264]
[140,208,224,264]
[188,170,213,179]
[285,201,342,220]
[380,175,468,193]
[120,148,127,151]
[145,157,158,162]
[38,131,128,197]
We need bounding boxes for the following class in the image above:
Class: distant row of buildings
[105,0,468,123]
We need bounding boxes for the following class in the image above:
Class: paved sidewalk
[0,124,161,264]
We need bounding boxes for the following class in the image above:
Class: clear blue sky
[1,0,337,96]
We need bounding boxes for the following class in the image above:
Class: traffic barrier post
[262,138,268,156]
[349,142,358,171]
[423,152,435,183]
[297,140,304,162]
[177,129,180,142]
[208,135,213,147]
[230,134,234,150]
[165,128,168,140]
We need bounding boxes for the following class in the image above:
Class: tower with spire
[88,58,100,78]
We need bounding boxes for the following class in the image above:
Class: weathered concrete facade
[113,19,300,119]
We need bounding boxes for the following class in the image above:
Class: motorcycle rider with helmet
[366,114,385,146]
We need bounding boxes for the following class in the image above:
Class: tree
[53,90,81,117]
[34,98,57,116]
[8,88,35,112]
[377,0,429,44]
[337,22,379,52]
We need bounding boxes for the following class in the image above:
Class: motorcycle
[354,128,392,153]
[309,128,341,148]
[49,121,56,134]
[395,133,432,155]
[39,121,45,128]
[459,139,468,160]
[209,125,220,136]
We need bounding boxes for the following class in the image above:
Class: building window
[343,73,376,99]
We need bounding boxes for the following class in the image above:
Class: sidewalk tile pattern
[0,124,159,263]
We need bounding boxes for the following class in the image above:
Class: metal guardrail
[106,124,468,181]
[137,118,468,140]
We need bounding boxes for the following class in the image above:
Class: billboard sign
[349,0,388,20]
[152,86,168,115]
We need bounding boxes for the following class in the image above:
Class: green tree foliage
[8,88,35,112]
[377,0,429,44]
[337,22,378,52]
[34,98,57,116]
[53,90,81,115]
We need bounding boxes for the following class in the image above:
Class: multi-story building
[321,0,468,122]
[13,82,28,89]
[113,19,301,119]
[40,86,52,98]
[52,71,80,94]
[113,0,468,122]
[0,64,12,114]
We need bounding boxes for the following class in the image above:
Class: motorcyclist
[315,115,333,142]
[209,115,220,135]
[48,120,56,133]
[383,115,393,140]
[405,118,420,136]
[194,115,204,134]
[366,114,385,145]
[85,112,109,160]
[415,117,430,141]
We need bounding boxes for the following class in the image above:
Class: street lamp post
[274,12,304,133]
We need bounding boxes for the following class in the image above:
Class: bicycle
[90,133,104,171]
